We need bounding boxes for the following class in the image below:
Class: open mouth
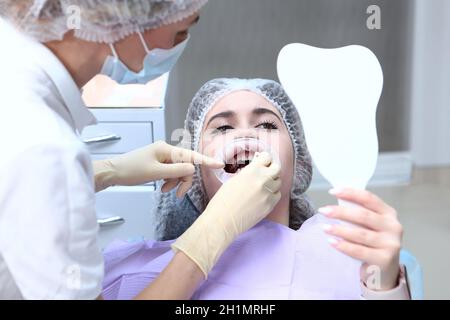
[221,139,262,174]
[213,138,278,184]
[223,151,254,174]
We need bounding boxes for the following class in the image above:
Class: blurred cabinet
[82,75,168,248]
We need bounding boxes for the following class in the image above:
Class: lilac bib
[102,214,361,300]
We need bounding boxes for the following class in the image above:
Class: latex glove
[172,151,282,277]
[93,141,224,195]
[319,188,403,291]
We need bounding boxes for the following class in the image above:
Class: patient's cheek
[198,135,223,199]
[200,167,222,200]
[270,133,295,193]
[201,143,215,158]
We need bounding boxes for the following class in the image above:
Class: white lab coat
[0,18,103,299]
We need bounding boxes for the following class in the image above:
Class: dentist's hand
[93,141,224,193]
[319,188,403,291]
[172,151,282,277]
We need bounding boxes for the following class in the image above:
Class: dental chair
[400,249,424,299]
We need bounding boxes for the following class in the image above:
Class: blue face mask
[100,32,189,85]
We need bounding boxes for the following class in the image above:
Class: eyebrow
[252,108,282,122]
[206,111,236,127]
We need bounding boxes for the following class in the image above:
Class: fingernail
[318,206,333,216]
[321,224,332,232]
[329,188,343,195]
[328,238,339,246]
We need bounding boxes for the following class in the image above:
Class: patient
[102,78,413,300]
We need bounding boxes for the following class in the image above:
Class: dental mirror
[277,43,383,205]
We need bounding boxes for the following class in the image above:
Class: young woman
[102,78,412,300]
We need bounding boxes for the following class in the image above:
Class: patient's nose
[230,128,258,140]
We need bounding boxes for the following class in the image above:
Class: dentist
[0,0,282,299]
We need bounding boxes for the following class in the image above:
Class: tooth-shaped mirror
[277,43,383,193]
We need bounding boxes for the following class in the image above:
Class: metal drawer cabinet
[82,108,166,248]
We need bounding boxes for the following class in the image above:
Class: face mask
[100,32,190,85]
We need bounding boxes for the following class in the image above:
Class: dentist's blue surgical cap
[0,0,207,43]
[156,78,315,240]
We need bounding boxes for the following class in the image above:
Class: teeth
[224,156,252,174]
[223,139,260,165]
[226,150,254,165]
[277,43,383,190]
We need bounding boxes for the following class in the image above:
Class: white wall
[410,0,450,167]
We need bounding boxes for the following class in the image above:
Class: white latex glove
[172,151,282,277]
[93,141,224,195]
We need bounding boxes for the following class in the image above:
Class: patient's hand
[318,188,403,291]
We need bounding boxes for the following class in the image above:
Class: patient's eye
[256,121,278,130]
[214,125,234,133]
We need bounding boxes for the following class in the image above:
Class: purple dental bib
[102,214,361,300]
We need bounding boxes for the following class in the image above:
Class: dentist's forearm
[93,160,116,192]
[134,251,204,300]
